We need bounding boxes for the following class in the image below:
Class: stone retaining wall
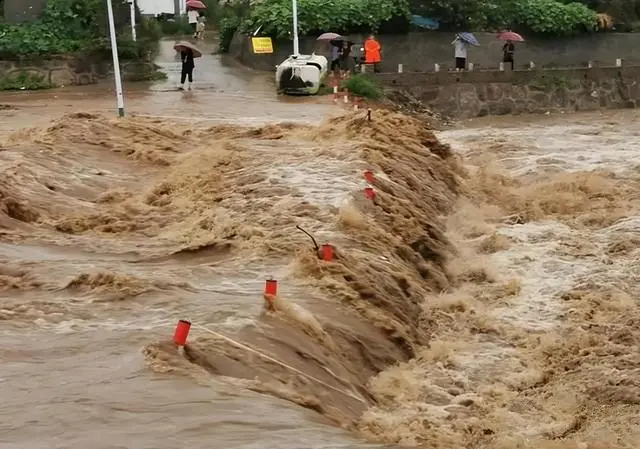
[0,56,160,87]
[376,66,640,119]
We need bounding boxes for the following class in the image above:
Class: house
[137,0,184,16]
[2,0,184,23]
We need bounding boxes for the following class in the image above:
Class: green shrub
[411,0,597,35]
[243,0,410,38]
[157,16,194,35]
[0,0,158,58]
[138,16,163,41]
[508,0,597,35]
[341,74,383,100]
[0,72,53,90]
[219,16,239,53]
[90,35,160,61]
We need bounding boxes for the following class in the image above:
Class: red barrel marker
[173,320,191,346]
[364,187,376,200]
[364,170,375,183]
[265,278,278,296]
[321,244,334,262]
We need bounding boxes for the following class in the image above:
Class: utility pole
[292,0,299,56]
[128,0,137,41]
[174,0,181,17]
[106,0,125,117]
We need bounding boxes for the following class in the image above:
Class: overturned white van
[275,53,328,95]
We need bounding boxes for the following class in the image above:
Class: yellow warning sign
[251,37,274,54]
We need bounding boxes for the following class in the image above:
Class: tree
[243,0,410,38]
[0,0,152,57]
[410,0,492,30]
[569,0,640,29]
[411,0,597,35]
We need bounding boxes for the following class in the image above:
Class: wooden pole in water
[106,0,126,117]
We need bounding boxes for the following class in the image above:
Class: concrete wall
[375,67,640,119]
[0,56,160,87]
[231,32,640,73]
[3,0,47,23]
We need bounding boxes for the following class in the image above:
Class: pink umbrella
[186,0,206,9]
[174,41,203,58]
[317,32,342,41]
[498,31,524,42]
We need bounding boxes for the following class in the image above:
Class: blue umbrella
[458,32,479,46]
[411,15,440,30]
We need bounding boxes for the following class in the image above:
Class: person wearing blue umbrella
[452,34,469,71]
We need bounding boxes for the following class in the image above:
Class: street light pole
[106,0,126,117]
[292,0,299,56]
[129,0,137,42]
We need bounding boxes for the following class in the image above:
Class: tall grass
[341,74,383,100]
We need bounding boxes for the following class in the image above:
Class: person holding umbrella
[316,33,347,74]
[498,31,524,70]
[187,7,199,38]
[186,0,206,38]
[452,32,478,71]
[452,34,469,71]
[180,47,195,90]
[174,41,202,91]
[503,40,515,70]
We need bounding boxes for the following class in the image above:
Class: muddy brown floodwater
[2,39,639,449]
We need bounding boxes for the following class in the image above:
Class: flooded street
[1,40,379,449]
[2,39,639,449]
[0,39,331,132]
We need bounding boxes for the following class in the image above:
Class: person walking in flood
[195,16,206,40]
[503,40,515,70]
[364,34,381,73]
[452,34,468,71]
[179,47,195,90]
[187,7,199,38]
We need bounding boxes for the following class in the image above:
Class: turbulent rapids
[2,108,639,448]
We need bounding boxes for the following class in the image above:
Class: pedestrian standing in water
[452,34,468,71]
[179,47,195,90]
[502,40,515,70]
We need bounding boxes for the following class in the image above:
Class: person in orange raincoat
[364,34,381,73]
